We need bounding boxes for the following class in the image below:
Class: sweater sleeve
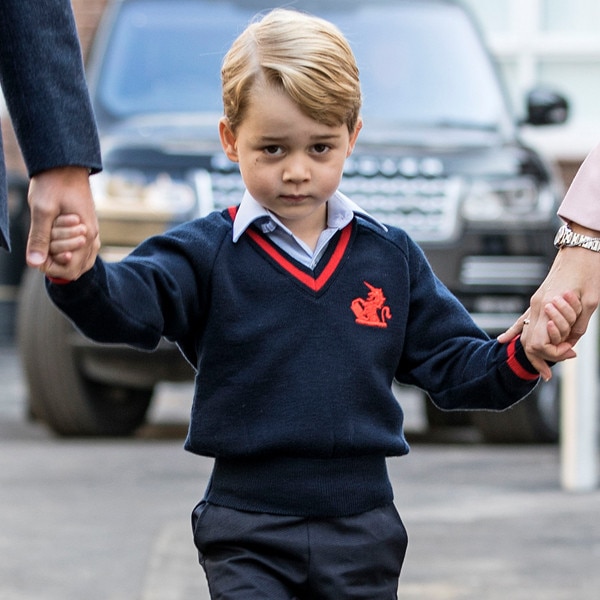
[0,0,102,176]
[45,216,227,355]
[558,142,600,231]
[395,237,540,411]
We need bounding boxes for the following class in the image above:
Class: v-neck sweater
[47,207,540,517]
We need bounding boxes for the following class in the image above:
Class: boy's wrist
[507,335,540,381]
[46,275,73,285]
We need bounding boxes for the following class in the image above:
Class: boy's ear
[346,117,363,157]
[219,117,239,162]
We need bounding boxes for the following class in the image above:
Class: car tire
[470,376,560,443]
[17,269,153,436]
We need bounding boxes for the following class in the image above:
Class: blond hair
[221,8,361,133]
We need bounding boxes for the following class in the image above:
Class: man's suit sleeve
[0,0,102,177]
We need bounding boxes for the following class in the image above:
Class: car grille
[339,174,461,242]
[208,171,246,212]
[199,160,462,243]
[460,256,549,286]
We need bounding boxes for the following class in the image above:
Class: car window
[95,0,508,131]
[97,1,240,116]
[339,4,505,130]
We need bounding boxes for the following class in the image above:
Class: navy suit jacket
[0,0,102,251]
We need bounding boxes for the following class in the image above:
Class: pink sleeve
[558,143,600,230]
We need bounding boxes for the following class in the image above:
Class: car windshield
[94,0,507,131]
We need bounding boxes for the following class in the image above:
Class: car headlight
[462,177,555,225]
[91,170,197,221]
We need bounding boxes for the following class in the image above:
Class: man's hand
[26,166,100,280]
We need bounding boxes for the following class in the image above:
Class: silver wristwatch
[554,224,600,252]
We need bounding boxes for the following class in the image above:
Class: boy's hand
[46,214,99,280]
[520,291,582,381]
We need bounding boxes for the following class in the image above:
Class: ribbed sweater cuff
[506,335,540,381]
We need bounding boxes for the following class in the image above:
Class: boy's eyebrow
[257,133,343,142]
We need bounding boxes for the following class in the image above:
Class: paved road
[1,343,599,599]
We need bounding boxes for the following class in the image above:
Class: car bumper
[70,336,194,388]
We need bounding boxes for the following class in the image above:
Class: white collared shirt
[232,190,386,269]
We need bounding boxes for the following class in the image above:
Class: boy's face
[219,83,361,238]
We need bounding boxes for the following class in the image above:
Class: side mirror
[525,88,569,126]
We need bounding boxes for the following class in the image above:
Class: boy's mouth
[280,194,308,203]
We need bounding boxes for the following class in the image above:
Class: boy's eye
[263,145,282,155]
[313,144,330,154]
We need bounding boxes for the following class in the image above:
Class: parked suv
[18,0,569,440]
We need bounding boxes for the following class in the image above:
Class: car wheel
[17,270,153,436]
[470,376,560,443]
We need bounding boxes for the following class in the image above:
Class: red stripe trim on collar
[228,205,351,292]
[246,225,351,292]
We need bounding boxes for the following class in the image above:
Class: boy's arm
[45,216,226,352]
[396,238,577,411]
[46,258,166,351]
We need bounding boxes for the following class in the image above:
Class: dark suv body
[18,0,569,440]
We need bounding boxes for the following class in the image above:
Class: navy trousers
[191,501,408,599]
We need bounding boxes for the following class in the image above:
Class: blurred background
[5,0,600,200]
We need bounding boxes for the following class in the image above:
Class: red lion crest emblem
[351,281,392,328]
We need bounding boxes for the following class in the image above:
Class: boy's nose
[283,156,310,183]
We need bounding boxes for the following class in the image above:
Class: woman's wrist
[566,220,600,238]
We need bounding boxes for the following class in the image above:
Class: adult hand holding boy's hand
[502,290,582,381]
[27,166,99,280]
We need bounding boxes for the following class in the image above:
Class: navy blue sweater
[47,208,540,516]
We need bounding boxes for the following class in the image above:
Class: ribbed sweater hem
[205,455,394,517]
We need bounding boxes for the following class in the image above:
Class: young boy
[46,8,580,599]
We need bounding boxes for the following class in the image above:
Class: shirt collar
[232,190,387,243]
